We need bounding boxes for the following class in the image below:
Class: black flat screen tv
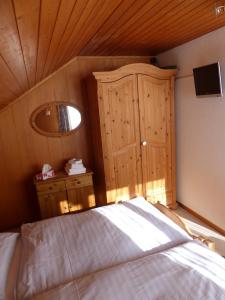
[193,63,223,96]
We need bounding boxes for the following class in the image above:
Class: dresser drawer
[36,181,66,194]
[66,174,93,190]
[38,191,69,218]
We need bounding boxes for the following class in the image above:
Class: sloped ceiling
[1,0,225,108]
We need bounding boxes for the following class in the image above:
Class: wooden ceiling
[1,0,225,108]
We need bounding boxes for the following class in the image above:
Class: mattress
[16,197,191,299]
[30,241,225,300]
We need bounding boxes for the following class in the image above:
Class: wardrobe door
[98,75,142,203]
[138,74,175,207]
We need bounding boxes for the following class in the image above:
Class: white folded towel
[68,158,83,164]
[65,167,86,175]
[65,163,85,170]
[65,158,86,175]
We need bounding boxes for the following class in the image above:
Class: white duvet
[17,197,191,299]
[0,233,20,300]
[2,197,225,300]
[30,241,225,300]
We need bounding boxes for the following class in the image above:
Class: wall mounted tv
[193,62,223,96]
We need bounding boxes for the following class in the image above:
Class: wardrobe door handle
[141,141,147,146]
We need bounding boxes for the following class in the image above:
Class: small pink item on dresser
[35,164,55,181]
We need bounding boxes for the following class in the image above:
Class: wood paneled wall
[0,56,149,231]
[1,1,225,109]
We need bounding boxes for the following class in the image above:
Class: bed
[1,197,225,299]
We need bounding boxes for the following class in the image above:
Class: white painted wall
[157,26,225,230]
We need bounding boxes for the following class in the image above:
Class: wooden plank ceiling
[0,0,225,108]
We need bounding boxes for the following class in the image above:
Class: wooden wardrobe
[87,63,176,208]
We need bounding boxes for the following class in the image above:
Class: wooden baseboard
[177,202,225,237]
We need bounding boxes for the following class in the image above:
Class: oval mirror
[31,102,82,137]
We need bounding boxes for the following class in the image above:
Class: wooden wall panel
[13,0,40,87]
[48,0,89,75]
[42,0,77,77]
[0,108,35,227]
[0,56,149,231]
[80,0,143,55]
[35,0,61,82]
[90,0,166,56]
[0,56,21,102]
[1,0,225,108]
[0,0,28,93]
[58,0,122,67]
[106,1,201,55]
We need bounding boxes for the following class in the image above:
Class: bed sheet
[17,197,191,299]
[30,241,225,300]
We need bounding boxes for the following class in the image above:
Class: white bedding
[0,232,20,300]
[30,241,225,300]
[17,197,191,299]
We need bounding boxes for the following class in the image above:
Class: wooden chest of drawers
[34,171,95,219]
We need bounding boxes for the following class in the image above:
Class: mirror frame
[30,102,83,137]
